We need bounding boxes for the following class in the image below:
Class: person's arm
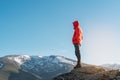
[79,28,83,40]
[72,31,76,43]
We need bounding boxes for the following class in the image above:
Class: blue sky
[0,0,120,65]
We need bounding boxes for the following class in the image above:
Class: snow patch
[56,56,75,65]
[0,62,3,69]
[7,55,30,65]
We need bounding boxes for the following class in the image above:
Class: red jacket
[72,21,83,44]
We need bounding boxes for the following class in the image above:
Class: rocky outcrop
[53,65,120,80]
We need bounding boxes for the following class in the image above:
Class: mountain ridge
[0,55,76,80]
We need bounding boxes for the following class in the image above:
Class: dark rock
[53,65,120,80]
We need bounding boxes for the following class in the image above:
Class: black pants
[74,43,81,62]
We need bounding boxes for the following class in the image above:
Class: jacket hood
[73,20,79,29]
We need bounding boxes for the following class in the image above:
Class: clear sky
[0,0,120,65]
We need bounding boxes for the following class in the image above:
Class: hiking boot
[74,62,82,69]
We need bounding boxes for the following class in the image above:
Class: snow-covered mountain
[101,64,120,70]
[5,55,76,71]
[0,55,77,80]
[5,55,75,65]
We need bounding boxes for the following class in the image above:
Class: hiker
[72,20,83,68]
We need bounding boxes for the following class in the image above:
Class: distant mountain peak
[101,63,120,70]
[3,55,76,66]
[5,55,31,65]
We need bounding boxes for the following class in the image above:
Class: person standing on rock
[72,20,83,68]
